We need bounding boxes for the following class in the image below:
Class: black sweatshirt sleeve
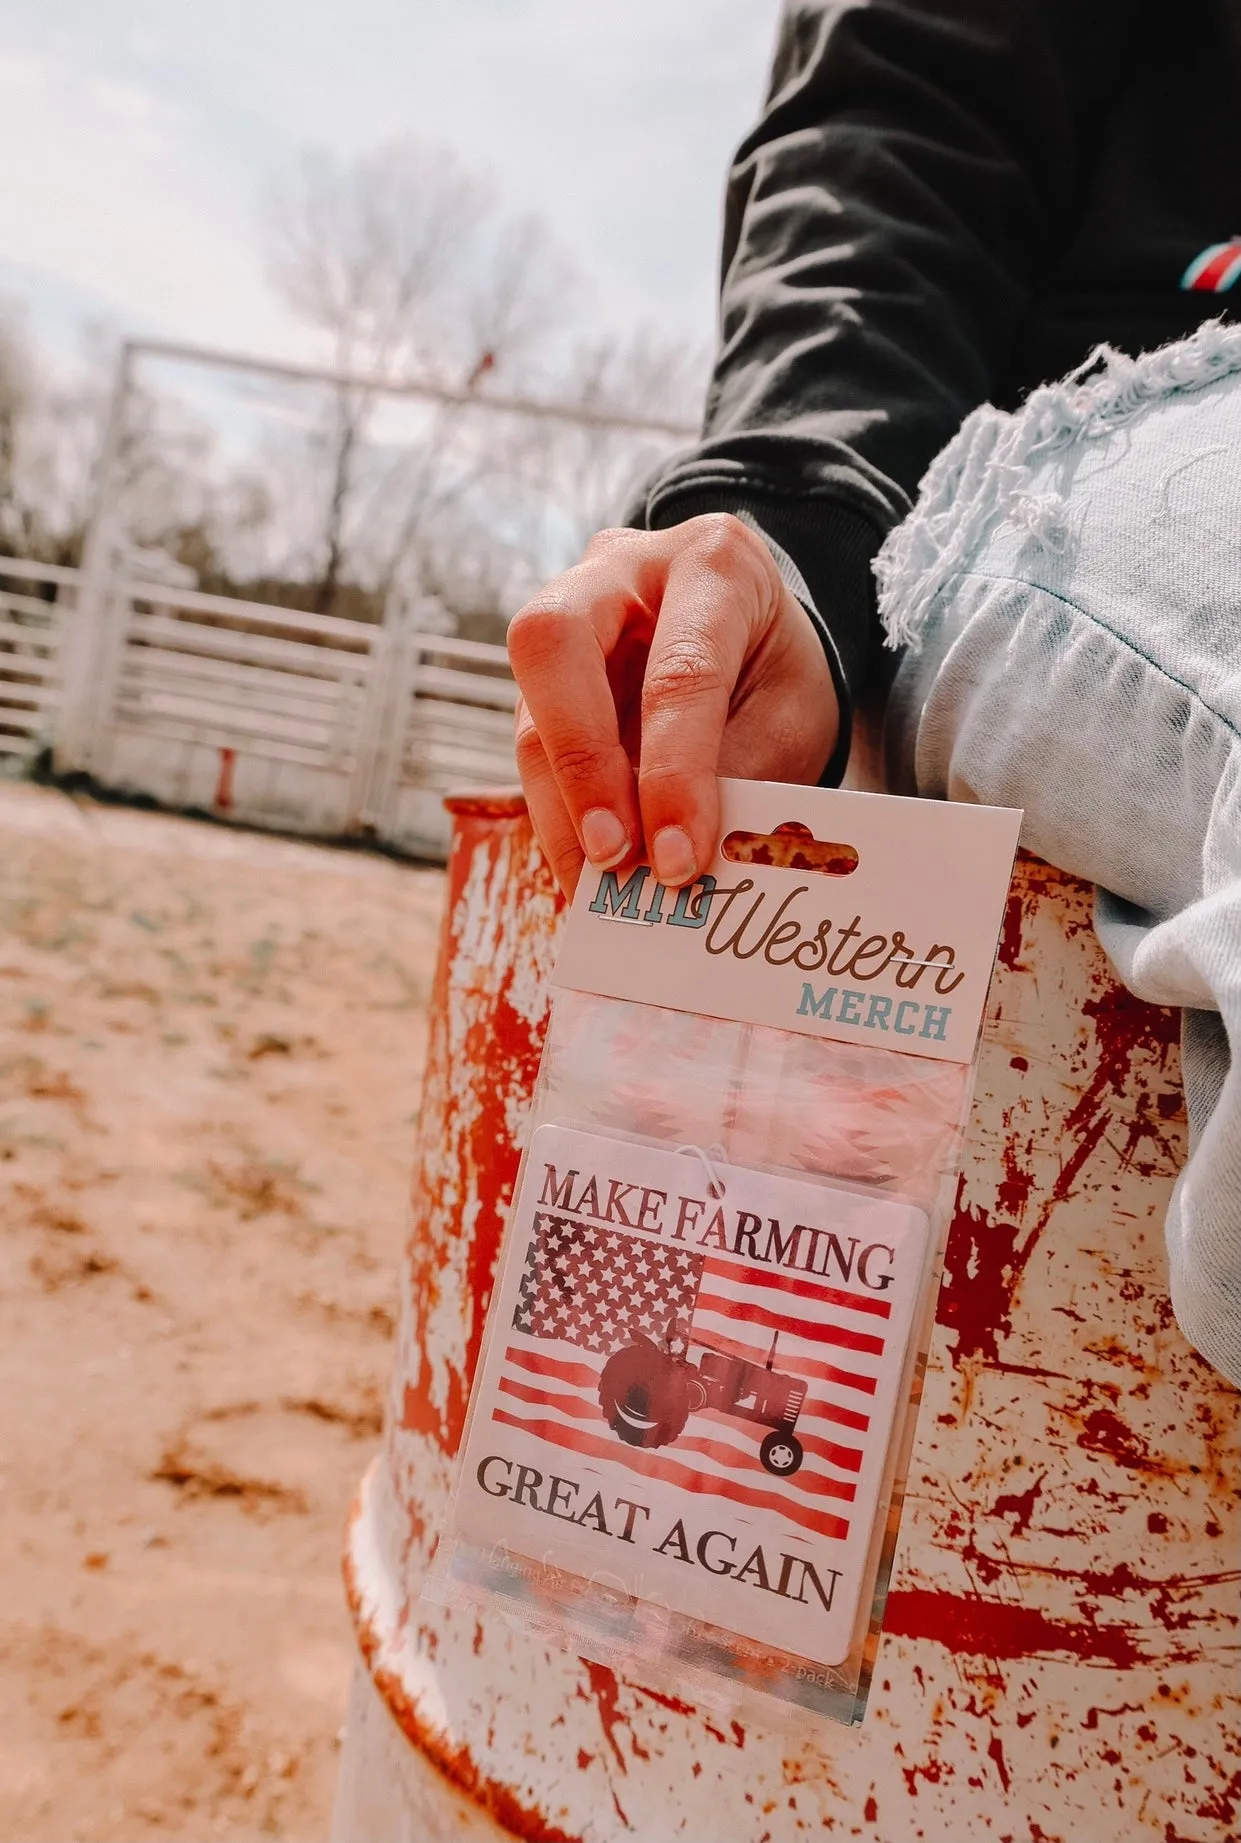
[629,0,1138,771]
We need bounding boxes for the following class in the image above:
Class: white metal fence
[0,553,518,860]
[0,558,77,761]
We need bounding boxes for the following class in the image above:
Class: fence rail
[0,554,519,859]
[0,562,71,758]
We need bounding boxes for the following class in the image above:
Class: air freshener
[425,778,1021,1728]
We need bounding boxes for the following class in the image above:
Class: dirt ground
[0,780,446,1843]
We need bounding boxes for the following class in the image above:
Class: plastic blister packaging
[541,988,973,1203]
[424,779,1020,1729]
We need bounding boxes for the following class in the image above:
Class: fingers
[514,698,587,895]
[509,551,652,881]
[637,517,779,884]
[509,516,797,898]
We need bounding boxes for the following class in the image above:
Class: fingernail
[580,807,629,867]
[652,825,697,886]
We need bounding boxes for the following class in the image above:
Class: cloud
[0,1,780,354]
[0,46,291,351]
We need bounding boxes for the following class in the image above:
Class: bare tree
[263,137,575,615]
[0,301,40,557]
[531,325,708,558]
[0,314,212,571]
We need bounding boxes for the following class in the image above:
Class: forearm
[633,0,1138,730]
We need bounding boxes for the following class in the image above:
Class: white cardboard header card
[552,780,1022,1065]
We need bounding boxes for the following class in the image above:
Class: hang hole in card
[722,820,859,877]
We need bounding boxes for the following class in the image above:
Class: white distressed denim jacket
[874,321,1241,1388]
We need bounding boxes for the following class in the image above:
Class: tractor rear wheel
[599,1340,692,1449]
[759,1430,804,1477]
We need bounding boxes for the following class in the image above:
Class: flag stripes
[506,1343,598,1392]
[499,1205,901,1547]
[508,1320,880,1408]
[694,1285,887,1355]
[696,1406,863,1474]
[702,1255,892,1319]
[499,1358,862,1501]
[796,1396,871,1433]
[491,1406,852,1539]
[688,1313,878,1395]
[496,1336,865,1536]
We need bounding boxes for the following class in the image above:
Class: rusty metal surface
[336,798,1241,1843]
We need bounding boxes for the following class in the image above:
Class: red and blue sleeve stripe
[1181,240,1241,293]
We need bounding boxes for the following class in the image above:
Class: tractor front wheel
[759,1430,804,1477]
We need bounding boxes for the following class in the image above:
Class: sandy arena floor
[0,781,446,1842]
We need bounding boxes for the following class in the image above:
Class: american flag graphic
[497,1210,895,1544]
[513,1214,702,1355]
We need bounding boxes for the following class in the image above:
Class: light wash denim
[874,320,1241,1387]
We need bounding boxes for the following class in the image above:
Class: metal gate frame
[48,336,690,857]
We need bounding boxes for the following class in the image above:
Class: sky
[0,0,781,369]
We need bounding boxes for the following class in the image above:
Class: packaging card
[434,778,1022,1721]
[454,1123,931,1669]
[552,780,1022,1064]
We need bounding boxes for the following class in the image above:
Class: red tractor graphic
[598,1328,807,1477]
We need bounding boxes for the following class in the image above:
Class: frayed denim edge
[874,317,1241,653]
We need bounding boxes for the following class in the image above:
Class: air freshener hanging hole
[722,820,859,876]
[674,1141,728,1199]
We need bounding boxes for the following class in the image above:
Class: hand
[508,514,840,895]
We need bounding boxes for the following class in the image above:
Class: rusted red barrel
[333,791,1240,1843]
